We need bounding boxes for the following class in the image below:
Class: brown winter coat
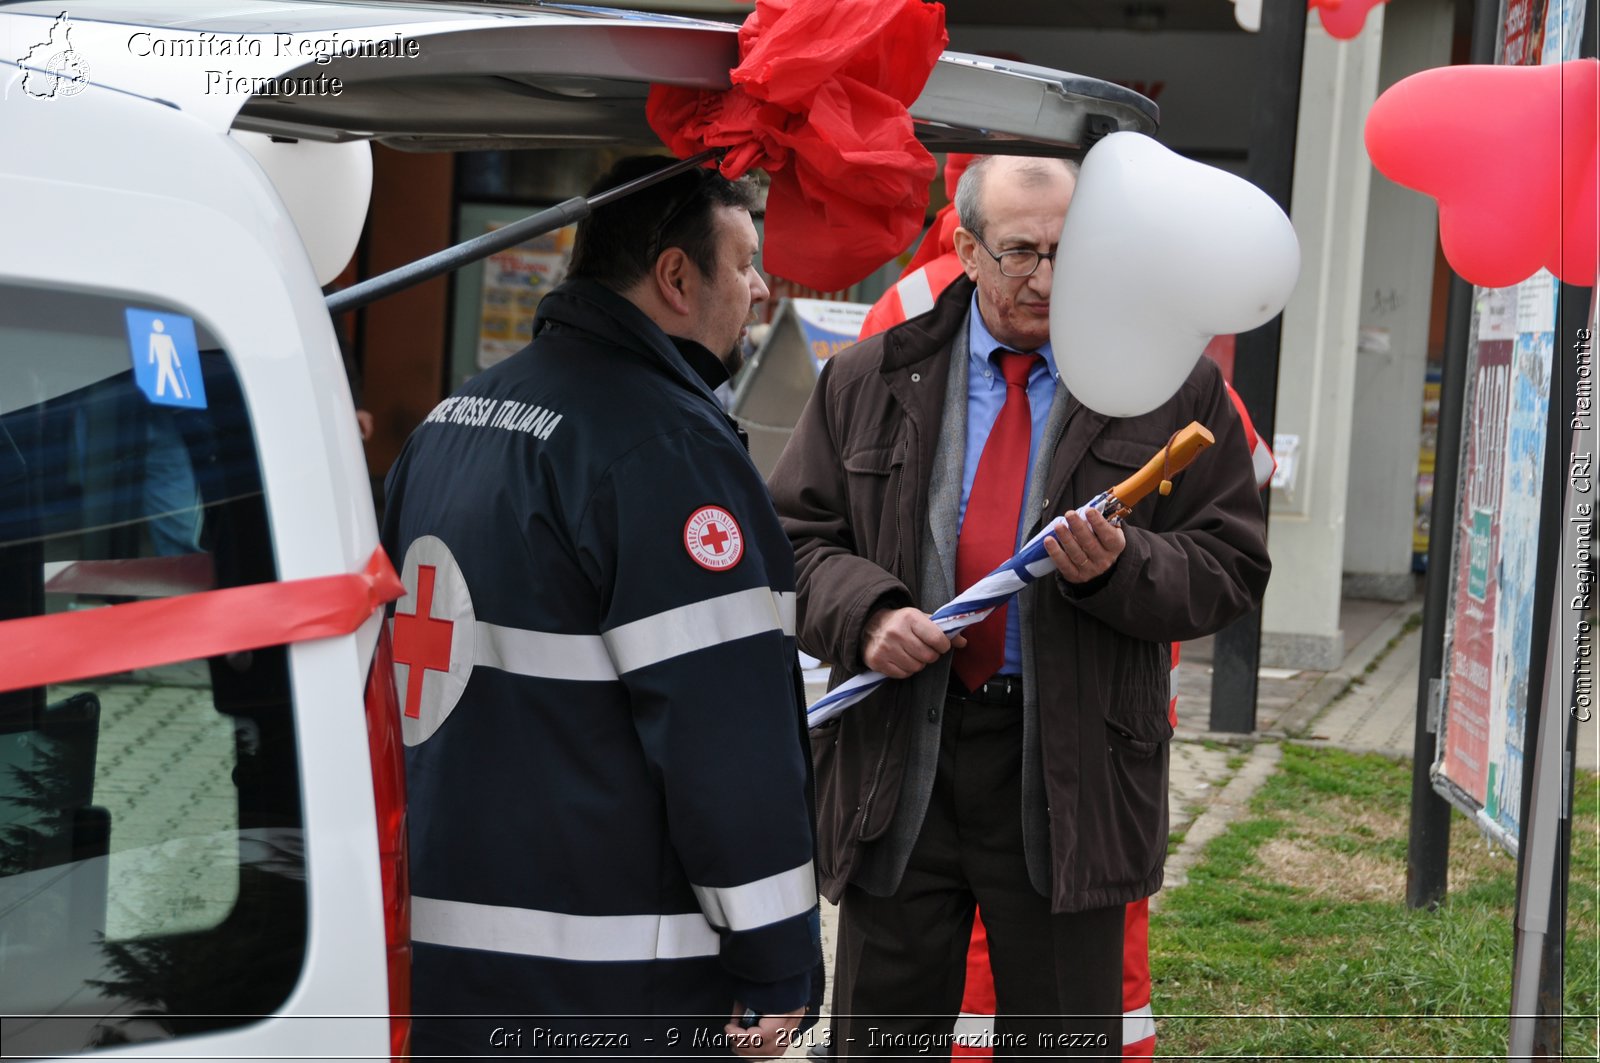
[768,278,1271,913]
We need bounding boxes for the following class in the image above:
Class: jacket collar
[534,277,720,406]
[881,275,976,373]
[673,337,732,392]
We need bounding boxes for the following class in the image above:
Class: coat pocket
[808,694,905,900]
[1089,684,1172,887]
[841,444,900,477]
[807,715,853,895]
[1104,707,1173,758]
[1084,434,1177,529]
[1088,435,1170,469]
[840,441,907,577]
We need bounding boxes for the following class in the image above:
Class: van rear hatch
[0,0,1156,151]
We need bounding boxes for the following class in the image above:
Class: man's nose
[752,273,772,304]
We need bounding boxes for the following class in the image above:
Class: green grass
[1151,745,1599,1058]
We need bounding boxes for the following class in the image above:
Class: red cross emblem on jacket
[393,564,454,719]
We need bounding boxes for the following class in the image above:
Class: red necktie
[952,350,1040,692]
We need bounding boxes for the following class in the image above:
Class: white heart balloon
[1050,132,1300,417]
[233,131,373,287]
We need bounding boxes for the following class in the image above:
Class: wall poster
[1431,0,1581,850]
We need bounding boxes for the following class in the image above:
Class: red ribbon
[646,0,946,292]
[1,548,405,695]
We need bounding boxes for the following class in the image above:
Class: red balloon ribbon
[1365,59,1599,289]
[0,547,405,695]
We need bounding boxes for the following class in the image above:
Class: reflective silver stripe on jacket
[691,860,816,932]
[1123,1004,1156,1045]
[412,895,720,961]
[468,588,793,683]
[605,588,797,675]
[895,269,937,318]
[1252,435,1276,487]
[476,622,616,681]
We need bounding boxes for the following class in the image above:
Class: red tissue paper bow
[1365,60,1598,289]
[648,0,947,292]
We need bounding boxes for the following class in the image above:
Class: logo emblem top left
[392,535,477,746]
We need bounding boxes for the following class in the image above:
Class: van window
[0,284,306,1055]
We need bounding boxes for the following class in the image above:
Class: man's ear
[952,227,982,283]
[653,247,695,316]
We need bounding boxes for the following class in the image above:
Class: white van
[0,3,1154,1058]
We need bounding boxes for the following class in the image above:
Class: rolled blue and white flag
[806,490,1119,729]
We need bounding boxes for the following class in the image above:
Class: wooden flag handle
[1107,422,1214,516]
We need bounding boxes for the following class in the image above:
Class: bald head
[952,155,1078,242]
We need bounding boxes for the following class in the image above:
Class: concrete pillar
[1260,14,1386,670]
[1341,0,1455,602]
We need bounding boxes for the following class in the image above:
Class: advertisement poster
[1485,290,1554,835]
[790,298,870,371]
[475,222,576,370]
[1501,0,1545,65]
[1433,0,1581,852]
[1439,289,1515,807]
[1540,0,1585,63]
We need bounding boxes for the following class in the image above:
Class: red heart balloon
[1365,60,1599,288]
[1309,0,1388,40]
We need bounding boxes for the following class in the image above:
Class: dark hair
[567,155,759,291]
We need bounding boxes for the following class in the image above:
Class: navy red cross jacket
[382,278,821,1054]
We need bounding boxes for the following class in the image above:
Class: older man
[770,155,1269,1056]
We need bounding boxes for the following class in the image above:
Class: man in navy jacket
[383,157,821,1057]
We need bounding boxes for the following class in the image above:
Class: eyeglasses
[971,233,1057,278]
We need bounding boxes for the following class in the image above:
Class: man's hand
[861,606,965,678]
[1043,508,1125,584]
[725,1006,805,1059]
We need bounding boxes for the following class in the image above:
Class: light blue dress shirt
[957,293,1059,678]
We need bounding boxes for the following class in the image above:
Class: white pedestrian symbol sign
[125,308,207,409]
[148,319,190,399]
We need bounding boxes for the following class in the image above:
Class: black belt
[947,674,1024,707]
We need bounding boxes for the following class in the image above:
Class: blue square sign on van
[126,308,207,409]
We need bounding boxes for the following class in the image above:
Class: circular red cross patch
[392,535,476,747]
[684,505,744,571]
